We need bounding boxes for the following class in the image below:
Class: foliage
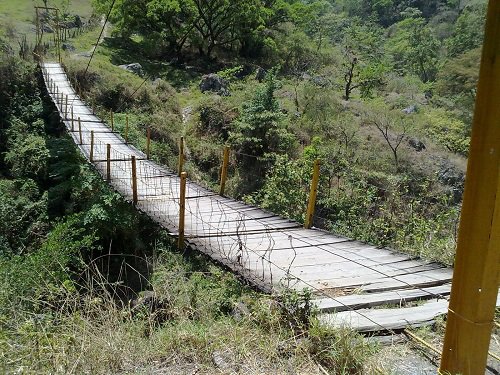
[446,3,486,57]
[94,0,268,58]
[229,69,297,193]
[424,108,470,155]
[341,20,388,100]
[388,15,441,82]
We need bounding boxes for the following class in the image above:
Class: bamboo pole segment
[65,94,68,118]
[71,106,74,131]
[131,156,138,205]
[219,146,230,196]
[106,144,111,182]
[125,114,129,143]
[178,136,185,176]
[110,111,114,132]
[78,117,83,145]
[304,159,321,229]
[439,1,500,373]
[89,131,94,162]
[146,128,151,160]
[178,171,187,250]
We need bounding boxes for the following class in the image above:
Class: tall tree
[388,13,441,82]
[341,21,387,100]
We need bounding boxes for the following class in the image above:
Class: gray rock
[212,351,234,371]
[255,67,266,82]
[62,43,75,52]
[402,105,418,114]
[118,63,144,76]
[231,301,250,321]
[437,160,465,203]
[311,75,329,87]
[199,74,230,96]
[408,137,426,152]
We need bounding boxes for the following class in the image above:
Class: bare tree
[368,114,408,171]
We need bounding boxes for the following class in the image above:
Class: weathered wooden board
[314,285,452,312]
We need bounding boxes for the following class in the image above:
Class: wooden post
[146,128,151,160]
[125,114,129,143]
[89,131,94,162]
[65,94,68,118]
[71,106,74,131]
[78,117,83,145]
[304,159,321,229]
[178,171,187,250]
[131,156,138,205]
[106,144,111,182]
[439,1,500,374]
[110,111,114,132]
[178,136,184,176]
[219,146,230,196]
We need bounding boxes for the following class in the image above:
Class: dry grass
[0,251,374,374]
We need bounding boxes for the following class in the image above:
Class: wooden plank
[320,299,449,332]
[313,284,452,312]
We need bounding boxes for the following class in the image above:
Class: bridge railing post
[146,128,151,160]
[304,159,321,229]
[65,94,68,118]
[178,136,184,176]
[178,171,187,250]
[106,144,111,182]
[71,106,74,131]
[90,131,94,162]
[110,111,114,132]
[125,114,129,143]
[219,146,230,196]
[78,117,83,145]
[131,156,138,205]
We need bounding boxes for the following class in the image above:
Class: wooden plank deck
[41,62,499,333]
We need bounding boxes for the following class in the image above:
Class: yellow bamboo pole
[219,146,230,196]
[125,114,129,143]
[65,94,68,118]
[304,159,321,229]
[89,131,94,162]
[178,136,184,176]
[78,117,82,145]
[106,144,111,182]
[146,128,151,160]
[440,1,500,373]
[131,156,138,205]
[178,171,187,250]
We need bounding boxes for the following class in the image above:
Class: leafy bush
[424,108,470,156]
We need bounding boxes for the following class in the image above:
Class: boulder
[402,105,417,114]
[199,74,230,96]
[118,63,144,77]
[408,137,426,152]
[437,160,465,203]
[62,43,75,52]
[230,301,250,322]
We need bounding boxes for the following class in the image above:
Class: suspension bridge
[40,61,497,334]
